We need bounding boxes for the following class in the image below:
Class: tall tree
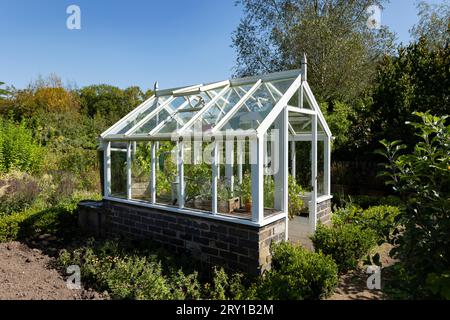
[410,0,450,50]
[232,0,395,102]
[369,39,450,153]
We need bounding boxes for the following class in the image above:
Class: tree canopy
[410,0,450,50]
[232,0,396,102]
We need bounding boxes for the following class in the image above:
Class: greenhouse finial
[154,81,159,92]
[301,53,307,82]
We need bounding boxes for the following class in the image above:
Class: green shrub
[288,175,304,218]
[0,119,43,173]
[311,224,377,272]
[0,172,40,215]
[0,194,92,242]
[57,239,252,300]
[377,112,450,297]
[332,194,403,210]
[425,271,450,300]
[332,205,401,243]
[256,242,338,299]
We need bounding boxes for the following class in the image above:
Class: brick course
[100,200,285,275]
[317,199,332,226]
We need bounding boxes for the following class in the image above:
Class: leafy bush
[377,111,450,298]
[288,175,304,219]
[256,242,338,299]
[0,119,43,173]
[57,239,251,300]
[0,171,40,215]
[0,194,95,242]
[332,193,403,210]
[332,205,401,243]
[311,224,377,272]
[425,271,450,300]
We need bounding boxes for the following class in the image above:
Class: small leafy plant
[311,223,377,272]
[256,241,338,299]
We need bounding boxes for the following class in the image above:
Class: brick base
[79,200,286,275]
[317,199,332,226]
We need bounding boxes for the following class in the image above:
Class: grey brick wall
[101,200,286,275]
[317,199,332,226]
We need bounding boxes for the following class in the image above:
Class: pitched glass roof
[101,69,330,140]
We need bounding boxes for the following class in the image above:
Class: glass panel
[288,86,313,109]
[303,87,314,109]
[112,96,168,135]
[133,108,170,134]
[131,142,151,200]
[154,91,218,135]
[289,113,311,134]
[110,142,127,198]
[130,96,186,135]
[218,138,252,219]
[220,78,295,132]
[317,140,325,197]
[155,141,178,206]
[184,85,254,135]
[184,141,213,212]
[291,141,312,216]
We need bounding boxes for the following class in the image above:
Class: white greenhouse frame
[100,57,332,236]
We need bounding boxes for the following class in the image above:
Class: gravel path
[0,241,103,300]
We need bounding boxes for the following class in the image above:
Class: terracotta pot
[245,201,252,213]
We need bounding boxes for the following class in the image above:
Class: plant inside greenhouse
[100,56,332,238]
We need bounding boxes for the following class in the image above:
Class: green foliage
[57,239,251,300]
[321,101,355,151]
[0,196,82,242]
[288,175,304,219]
[410,0,450,50]
[185,162,212,203]
[425,271,450,300]
[332,205,401,243]
[239,173,252,204]
[331,194,403,210]
[0,119,43,173]
[0,172,40,215]
[256,242,338,299]
[377,111,450,297]
[79,84,146,122]
[370,41,450,151]
[311,224,377,272]
[233,0,395,103]
[0,82,10,97]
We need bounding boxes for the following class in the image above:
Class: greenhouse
[99,58,332,247]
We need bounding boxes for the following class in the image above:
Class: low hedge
[311,224,377,272]
[0,196,89,242]
[256,242,338,299]
[332,205,401,243]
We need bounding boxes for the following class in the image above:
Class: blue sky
[0,0,445,91]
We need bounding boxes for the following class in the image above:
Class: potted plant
[239,173,252,212]
[217,184,240,213]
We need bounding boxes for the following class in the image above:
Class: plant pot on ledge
[244,200,252,213]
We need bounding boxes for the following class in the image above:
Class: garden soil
[0,241,105,300]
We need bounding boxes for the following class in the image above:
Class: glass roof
[101,69,330,140]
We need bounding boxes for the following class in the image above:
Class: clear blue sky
[0,0,445,91]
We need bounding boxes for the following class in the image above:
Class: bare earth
[0,239,396,300]
[0,241,103,300]
[327,243,398,300]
